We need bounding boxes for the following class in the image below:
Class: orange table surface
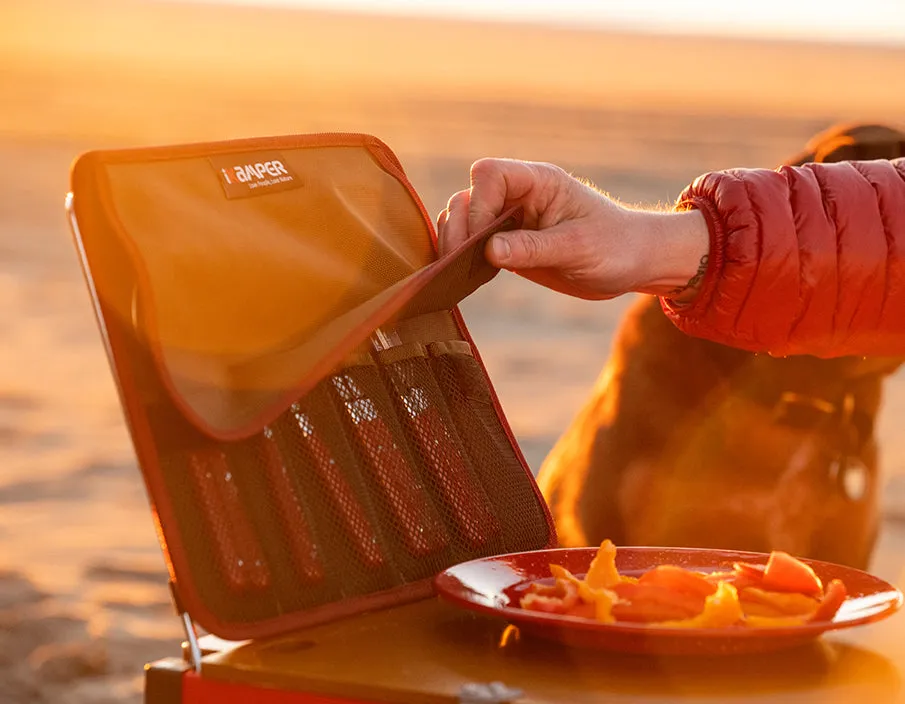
[193,520,905,703]
[198,594,903,704]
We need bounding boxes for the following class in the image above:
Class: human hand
[436,158,709,301]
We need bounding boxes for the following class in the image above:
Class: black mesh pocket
[327,364,454,581]
[268,382,402,599]
[214,428,341,613]
[184,446,272,594]
[150,408,282,624]
[139,329,550,630]
[428,343,553,553]
[376,343,506,560]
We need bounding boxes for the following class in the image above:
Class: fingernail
[491,236,511,263]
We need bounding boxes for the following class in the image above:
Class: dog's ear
[785,122,905,166]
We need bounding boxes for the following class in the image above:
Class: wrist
[630,209,710,300]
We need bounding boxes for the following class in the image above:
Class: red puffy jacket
[663,159,905,358]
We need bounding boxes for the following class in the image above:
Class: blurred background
[2,1,905,702]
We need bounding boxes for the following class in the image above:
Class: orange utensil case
[67,133,556,641]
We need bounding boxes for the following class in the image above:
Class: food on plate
[518,541,848,628]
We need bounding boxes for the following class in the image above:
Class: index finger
[437,189,471,256]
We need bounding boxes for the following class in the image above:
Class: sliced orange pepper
[519,543,847,630]
[655,581,744,629]
[733,562,767,581]
[639,565,718,599]
[739,586,820,616]
[549,563,621,623]
[808,579,848,623]
[743,613,809,628]
[704,570,736,584]
[762,551,823,597]
[577,581,619,623]
[549,563,582,587]
[730,562,768,591]
[520,578,579,614]
[565,601,598,620]
[585,539,621,589]
[737,600,790,618]
[610,582,705,623]
[524,581,561,598]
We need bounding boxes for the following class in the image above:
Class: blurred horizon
[168,0,905,46]
[5,0,905,154]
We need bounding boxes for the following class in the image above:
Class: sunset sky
[183,0,905,44]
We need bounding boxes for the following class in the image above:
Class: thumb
[485,225,579,270]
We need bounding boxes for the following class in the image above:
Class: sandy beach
[2,1,905,701]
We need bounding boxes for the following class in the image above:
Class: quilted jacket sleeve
[661,158,905,358]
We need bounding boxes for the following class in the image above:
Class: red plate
[433,547,903,655]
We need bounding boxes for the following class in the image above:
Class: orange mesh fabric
[76,135,511,439]
[68,133,555,639]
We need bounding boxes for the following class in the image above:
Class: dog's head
[785,123,905,166]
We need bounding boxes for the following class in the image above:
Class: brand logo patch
[209,150,302,199]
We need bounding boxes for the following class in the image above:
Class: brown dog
[537,124,905,570]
